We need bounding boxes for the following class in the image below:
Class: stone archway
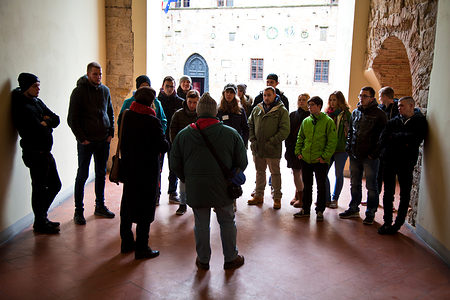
[184,53,209,94]
[371,37,412,99]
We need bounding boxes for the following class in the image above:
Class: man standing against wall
[68,62,115,225]
[339,86,387,225]
[247,86,290,209]
[11,73,62,234]
[378,96,427,234]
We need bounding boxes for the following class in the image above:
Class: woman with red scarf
[118,87,169,260]
[324,91,351,209]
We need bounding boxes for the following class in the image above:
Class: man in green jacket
[294,96,337,221]
[247,86,290,209]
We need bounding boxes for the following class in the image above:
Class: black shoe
[224,255,244,270]
[196,258,210,270]
[74,211,86,225]
[33,223,60,234]
[378,223,395,235]
[169,192,180,204]
[363,215,374,225]
[135,247,160,260]
[339,210,360,219]
[176,204,187,215]
[94,205,115,218]
[121,241,136,253]
[46,218,60,228]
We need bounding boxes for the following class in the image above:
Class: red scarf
[190,117,220,130]
[130,101,156,116]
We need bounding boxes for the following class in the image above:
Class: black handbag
[195,123,244,199]
[109,110,127,184]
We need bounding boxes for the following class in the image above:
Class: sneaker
[293,209,310,218]
[33,223,60,234]
[224,255,244,270]
[169,192,180,204]
[196,258,210,270]
[316,211,324,222]
[328,201,338,209]
[176,204,187,215]
[339,210,360,219]
[377,223,396,235]
[273,199,281,209]
[94,205,115,218]
[247,196,263,205]
[135,247,159,260]
[74,210,86,225]
[363,215,374,225]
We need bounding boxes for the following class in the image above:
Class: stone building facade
[367,0,437,225]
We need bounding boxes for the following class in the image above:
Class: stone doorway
[184,53,209,95]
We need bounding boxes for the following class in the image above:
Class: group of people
[11,63,427,270]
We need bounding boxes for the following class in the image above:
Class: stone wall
[367,0,438,225]
[105,0,134,166]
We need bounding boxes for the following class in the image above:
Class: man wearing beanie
[248,86,290,209]
[68,62,115,225]
[177,75,192,100]
[170,92,247,270]
[251,73,289,112]
[11,73,62,234]
[120,75,167,134]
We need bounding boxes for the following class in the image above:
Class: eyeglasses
[358,94,371,99]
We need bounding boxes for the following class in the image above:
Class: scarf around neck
[130,101,156,116]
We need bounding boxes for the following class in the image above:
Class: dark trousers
[301,161,329,213]
[160,144,178,194]
[382,161,414,228]
[120,218,151,250]
[74,141,110,210]
[22,151,61,225]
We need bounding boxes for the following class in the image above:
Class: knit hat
[196,92,217,117]
[237,83,247,92]
[223,83,237,94]
[266,73,278,82]
[18,73,39,92]
[179,75,192,84]
[135,86,156,106]
[136,75,151,89]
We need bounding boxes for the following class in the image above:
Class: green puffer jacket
[170,119,248,208]
[248,100,290,158]
[295,112,337,164]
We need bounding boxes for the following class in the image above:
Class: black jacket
[379,99,399,121]
[285,107,310,168]
[157,91,184,140]
[169,100,197,142]
[252,88,289,112]
[11,88,60,152]
[379,109,427,166]
[346,99,387,159]
[217,107,249,147]
[67,76,114,142]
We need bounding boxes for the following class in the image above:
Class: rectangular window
[226,0,234,6]
[183,0,190,7]
[250,58,264,80]
[175,0,181,8]
[320,27,328,41]
[314,60,329,83]
[217,0,224,7]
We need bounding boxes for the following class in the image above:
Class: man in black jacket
[11,73,61,234]
[339,86,387,225]
[68,62,115,225]
[378,97,427,234]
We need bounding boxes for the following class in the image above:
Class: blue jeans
[348,156,380,217]
[192,204,238,264]
[74,141,110,210]
[325,152,349,202]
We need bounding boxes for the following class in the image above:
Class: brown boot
[273,199,281,209]
[247,196,263,205]
[293,191,303,208]
[290,191,298,206]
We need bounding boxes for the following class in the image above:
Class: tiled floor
[0,153,449,299]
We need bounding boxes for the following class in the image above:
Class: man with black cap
[68,62,115,225]
[251,73,289,112]
[170,92,247,270]
[11,73,62,234]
